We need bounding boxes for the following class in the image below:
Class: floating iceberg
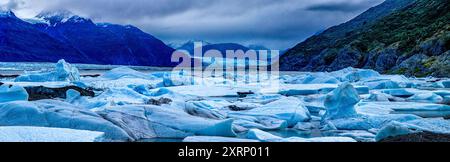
[160,73,196,87]
[330,130,376,142]
[375,118,450,141]
[246,129,283,142]
[93,87,149,105]
[323,83,360,120]
[270,84,369,96]
[0,100,131,141]
[358,102,450,114]
[362,80,400,90]
[364,92,392,102]
[183,136,259,142]
[0,83,28,103]
[246,129,356,142]
[441,80,450,88]
[15,59,80,82]
[166,85,255,97]
[231,116,288,131]
[229,97,310,127]
[0,126,104,142]
[327,114,421,130]
[381,88,422,98]
[407,92,444,103]
[184,100,228,119]
[331,67,380,82]
[283,73,340,84]
[101,67,155,80]
[97,105,236,140]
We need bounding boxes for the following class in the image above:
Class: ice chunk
[15,59,80,82]
[183,136,259,142]
[94,88,149,105]
[246,129,283,142]
[375,119,450,141]
[375,121,421,141]
[282,136,356,142]
[302,73,340,84]
[65,89,81,103]
[285,73,340,84]
[357,101,450,116]
[323,83,360,120]
[185,100,228,119]
[268,84,369,96]
[328,114,421,130]
[64,89,107,109]
[407,92,443,103]
[231,116,288,131]
[331,67,380,82]
[381,88,422,98]
[364,92,391,102]
[157,71,200,87]
[441,80,450,88]
[97,105,236,140]
[444,96,450,105]
[0,126,104,142]
[0,100,131,141]
[433,90,450,98]
[166,85,255,97]
[363,80,400,89]
[229,97,311,127]
[377,75,413,88]
[84,77,160,89]
[0,83,29,103]
[101,67,155,80]
[331,130,376,142]
[294,122,315,131]
[240,94,284,104]
[246,128,356,142]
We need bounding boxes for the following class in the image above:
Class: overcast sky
[1,0,384,49]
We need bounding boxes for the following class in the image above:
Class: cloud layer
[2,0,384,49]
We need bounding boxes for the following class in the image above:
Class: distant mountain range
[280,0,449,77]
[0,10,176,67]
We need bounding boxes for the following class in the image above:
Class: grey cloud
[306,0,383,12]
[12,0,383,49]
[2,0,24,10]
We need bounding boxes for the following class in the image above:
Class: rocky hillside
[280,0,449,77]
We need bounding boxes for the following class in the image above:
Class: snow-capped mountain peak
[0,9,17,18]
[35,9,90,25]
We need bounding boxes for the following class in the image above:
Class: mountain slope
[280,0,449,77]
[1,10,176,67]
[0,10,89,63]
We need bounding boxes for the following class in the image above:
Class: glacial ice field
[0,60,450,142]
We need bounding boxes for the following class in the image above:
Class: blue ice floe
[0,126,105,142]
[0,83,28,103]
[97,105,236,140]
[331,67,381,82]
[246,129,356,142]
[229,97,311,128]
[101,67,155,80]
[0,100,131,141]
[15,59,80,82]
[183,136,259,142]
[322,82,360,120]
[375,118,450,141]
[407,92,444,103]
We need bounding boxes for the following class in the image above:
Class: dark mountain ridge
[280,0,449,77]
[0,10,176,67]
